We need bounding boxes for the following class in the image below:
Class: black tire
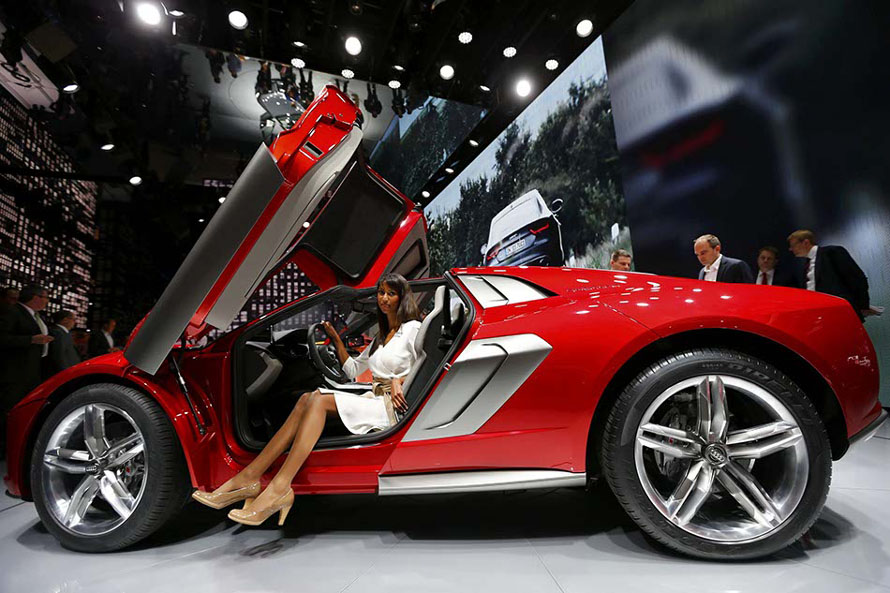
[31,383,190,552]
[601,348,831,560]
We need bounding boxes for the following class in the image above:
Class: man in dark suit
[694,234,754,283]
[0,284,53,455]
[754,246,795,287]
[47,309,81,376]
[787,229,870,320]
[88,318,118,358]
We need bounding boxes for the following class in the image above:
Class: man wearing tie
[88,318,118,357]
[0,284,54,455]
[694,234,754,283]
[787,229,870,320]
[47,309,81,375]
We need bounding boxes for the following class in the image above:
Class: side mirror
[550,198,564,214]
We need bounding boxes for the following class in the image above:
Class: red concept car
[5,86,885,560]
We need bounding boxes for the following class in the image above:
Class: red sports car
[4,86,884,560]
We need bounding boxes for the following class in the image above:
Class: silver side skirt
[377,469,587,496]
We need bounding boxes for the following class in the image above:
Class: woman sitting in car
[192,273,422,526]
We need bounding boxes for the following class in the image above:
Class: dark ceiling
[0,0,632,207]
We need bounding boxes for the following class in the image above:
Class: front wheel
[602,349,831,560]
[31,383,190,552]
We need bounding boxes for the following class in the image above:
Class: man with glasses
[0,284,54,456]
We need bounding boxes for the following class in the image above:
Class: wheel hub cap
[704,444,729,467]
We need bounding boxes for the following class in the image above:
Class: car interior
[232,278,472,450]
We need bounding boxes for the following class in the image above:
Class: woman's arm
[321,321,349,365]
[322,321,370,380]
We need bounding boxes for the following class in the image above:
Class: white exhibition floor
[1,422,889,593]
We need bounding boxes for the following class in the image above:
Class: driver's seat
[401,285,447,409]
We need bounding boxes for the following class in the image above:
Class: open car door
[125,85,429,375]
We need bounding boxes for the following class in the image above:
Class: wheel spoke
[106,434,145,468]
[665,460,716,525]
[697,376,728,443]
[99,470,136,520]
[44,449,93,474]
[638,434,700,459]
[83,405,108,458]
[640,423,700,444]
[727,425,803,459]
[63,476,100,528]
[720,460,782,527]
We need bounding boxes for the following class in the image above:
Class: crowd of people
[608,228,873,321]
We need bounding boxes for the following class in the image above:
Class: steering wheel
[307,323,351,384]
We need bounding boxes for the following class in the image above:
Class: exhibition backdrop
[425,38,628,276]
[603,0,890,403]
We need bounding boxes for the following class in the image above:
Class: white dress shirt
[805,245,818,291]
[756,269,775,285]
[22,303,49,357]
[702,254,723,282]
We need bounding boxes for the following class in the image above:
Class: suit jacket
[47,326,81,375]
[0,303,45,410]
[698,256,754,284]
[792,245,869,315]
[88,330,112,358]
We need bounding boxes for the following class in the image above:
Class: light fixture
[421,190,430,198]
[545,59,559,71]
[503,46,517,58]
[576,19,593,37]
[393,64,405,72]
[169,9,185,17]
[479,84,490,92]
[129,175,143,186]
[62,82,80,93]
[291,57,306,68]
[135,2,163,25]
[468,139,479,147]
[218,196,226,204]
[349,0,363,15]
[516,78,531,97]
[293,41,307,48]
[341,68,355,79]
[458,31,472,44]
[198,218,205,223]
[388,79,401,89]
[228,10,248,30]
[439,64,454,80]
[100,143,115,151]
[302,221,310,229]
[445,167,454,174]
[345,36,362,56]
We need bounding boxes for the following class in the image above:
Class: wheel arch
[585,328,847,482]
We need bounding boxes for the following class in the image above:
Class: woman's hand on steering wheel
[391,378,407,413]
[321,321,340,341]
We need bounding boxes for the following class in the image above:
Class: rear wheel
[31,383,190,552]
[602,349,831,560]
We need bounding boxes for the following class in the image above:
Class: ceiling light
[345,36,362,56]
[129,175,143,186]
[302,221,310,229]
[218,197,226,204]
[393,64,405,72]
[516,78,532,97]
[445,167,454,174]
[342,68,355,79]
[545,59,559,70]
[100,143,115,151]
[291,57,306,69]
[503,46,517,58]
[169,9,185,18]
[439,64,454,80]
[479,84,490,92]
[293,41,307,48]
[349,1,363,15]
[468,139,479,147]
[576,19,593,38]
[458,31,473,44]
[228,10,248,30]
[198,218,205,223]
[388,79,401,89]
[421,190,430,198]
[135,2,163,25]
[62,83,80,93]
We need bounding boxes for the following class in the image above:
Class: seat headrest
[415,285,447,351]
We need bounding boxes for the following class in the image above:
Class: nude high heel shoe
[227,489,294,527]
[192,481,261,510]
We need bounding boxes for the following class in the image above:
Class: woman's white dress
[320,320,421,434]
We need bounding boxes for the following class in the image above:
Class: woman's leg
[211,390,317,494]
[244,391,338,506]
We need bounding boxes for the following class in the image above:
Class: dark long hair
[372,273,420,353]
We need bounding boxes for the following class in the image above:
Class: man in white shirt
[88,318,119,357]
[694,234,754,283]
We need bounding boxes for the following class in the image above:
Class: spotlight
[445,167,454,174]
[302,221,310,229]
[458,31,473,44]
[576,19,593,38]
[228,10,248,30]
[198,218,205,223]
[388,79,401,89]
[135,2,163,25]
[169,9,185,17]
[503,46,517,58]
[479,84,490,92]
[293,41,307,48]
[342,68,355,79]
[545,59,559,70]
[218,196,226,204]
[349,0,363,15]
[439,64,454,80]
[100,143,115,151]
[421,190,430,198]
[345,36,362,56]
[393,64,405,72]
[129,175,143,186]
[62,83,80,93]
[292,58,306,68]
[469,139,479,147]
[516,78,531,97]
